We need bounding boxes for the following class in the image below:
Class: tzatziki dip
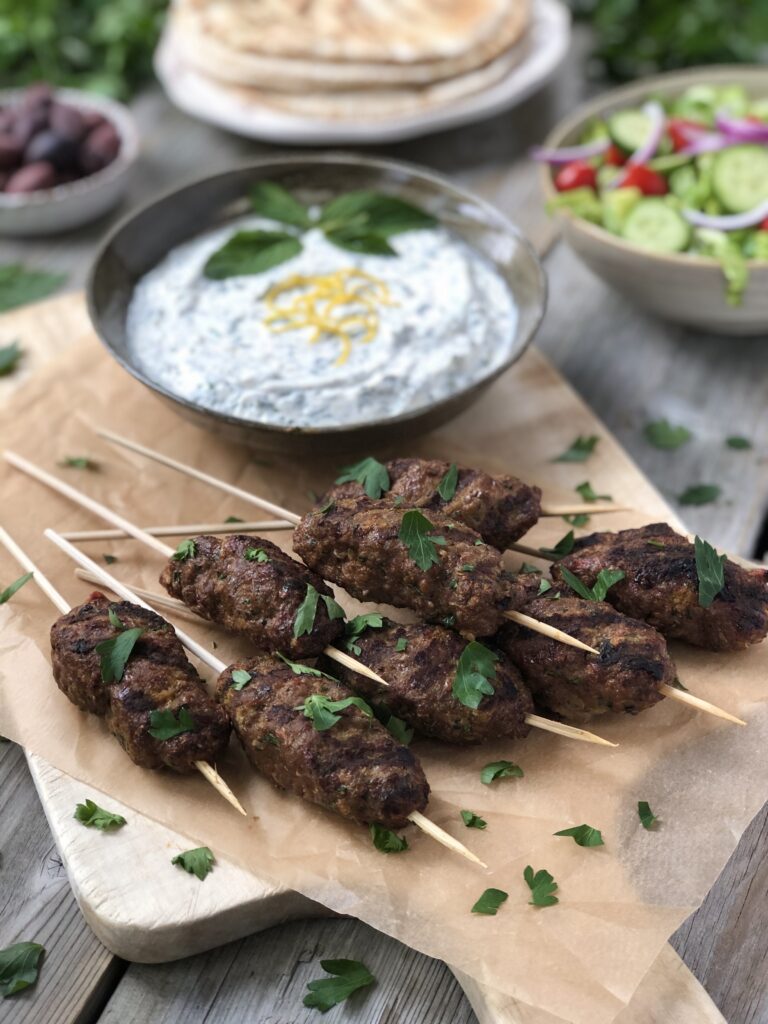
[126,207,518,429]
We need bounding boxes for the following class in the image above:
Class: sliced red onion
[714,111,768,143]
[627,101,666,165]
[679,132,734,156]
[530,137,611,165]
[683,198,768,231]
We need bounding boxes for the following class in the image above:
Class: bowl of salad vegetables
[537,66,768,335]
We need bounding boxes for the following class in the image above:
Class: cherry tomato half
[620,164,669,196]
[554,160,597,192]
[760,217,768,232]
[667,118,707,152]
[604,144,627,166]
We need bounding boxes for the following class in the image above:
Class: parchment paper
[1,329,766,1024]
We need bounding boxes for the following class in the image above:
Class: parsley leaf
[370,823,408,853]
[461,810,487,830]
[644,419,692,450]
[558,566,625,602]
[398,509,446,571]
[437,463,459,501]
[321,593,346,621]
[0,340,21,376]
[638,800,658,830]
[0,572,33,605]
[471,888,508,915]
[0,941,45,998]
[303,958,375,1013]
[172,538,197,561]
[294,583,320,638]
[74,799,126,831]
[172,846,215,881]
[249,180,310,229]
[225,515,244,523]
[563,513,590,527]
[694,535,726,608]
[726,436,752,450]
[384,714,413,745]
[646,539,665,549]
[481,760,524,785]
[335,456,390,499]
[575,481,611,503]
[524,866,559,907]
[539,531,575,560]
[553,435,599,462]
[95,626,145,683]
[395,636,408,652]
[107,607,125,629]
[204,230,302,279]
[452,641,497,709]
[554,823,604,847]
[59,456,98,470]
[520,562,543,574]
[678,484,721,506]
[537,578,552,595]
[103,554,118,565]
[245,547,269,563]
[230,669,252,691]
[295,693,373,731]
[276,652,337,681]
[148,707,196,740]
[343,612,384,654]
[0,263,65,312]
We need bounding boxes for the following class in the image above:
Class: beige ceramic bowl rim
[540,64,768,270]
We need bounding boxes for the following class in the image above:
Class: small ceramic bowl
[87,154,546,456]
[0,87,139,237]
[540,66,768,335]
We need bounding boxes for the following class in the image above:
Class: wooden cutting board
[2,293,726,1024]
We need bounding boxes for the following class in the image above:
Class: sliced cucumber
[712,145,768,213]
[602,186,642,234]
[648,153,692,174]
[620,199,691,253]
[608,108,653,153]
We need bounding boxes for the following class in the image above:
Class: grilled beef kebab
[50,592,231,771]
[552,523,768,652]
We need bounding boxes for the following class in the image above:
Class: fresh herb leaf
[295,693,373,731]
[524,866,559,907]
[225,515,244,523]
[343,612,384,654]
[324,227,396,256]
[563,513,590,527]
[74,798,126,831]
[321,593,346,620]
[471,888,508,915]
[726,436,752,450]
[148,707,196,740]
[384,714,413,745]
[60,456,99,470]
[0,341,21,376]
[335,456,390,499]
[303,958,375,1013]
[553,435,599,462]
[399,509,446,571]
[276,652,337,681]
[520,562,543,574]
[678,484,721,506]
[644,419,692,450]
[294,583,320,638]
[694,535,726,608]
[437,463,459,501]
[539,531,575,560]
[459,563,475,573]
[671,677,690,692]
[245,547,269,563]
[320,190,437,237]
[249,181,310,229]
[481,760,524,785]
[318,498,334,515]
[638,800,658,830]
[107,607,124,629]
[204,230,301,279]
[646,539,665,549]
[554,823,604,847]
[0,264,65,313]
[172,846,215,881]
[0,572,33,605]
[95,626,145,683]
[0,941,44,998]
[172,539,196,561]
[370,823,408,853]
[103,554,118,565]
[537,578,552,595]
[395,636,408,652]
[558,566,625,602]
[461,810,487,830]
[452,641,497,709]
[230,669,252,691]
[575,481,611,502]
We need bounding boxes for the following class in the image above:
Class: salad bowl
[540,66,768,335]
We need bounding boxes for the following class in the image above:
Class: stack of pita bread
[163,0,532,122]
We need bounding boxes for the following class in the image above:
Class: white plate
[154,0,570,145]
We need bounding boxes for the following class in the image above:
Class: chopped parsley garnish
[107,607,124,629]
[539,530,575,560]
[575,481,611,502]
[59,456,99,470]
[0,263,65,312]
[537,578,552,595]
[452,641,497,709]
[459,563,475,573]
[399,509,446,571]
[103,554,118,565]
[553,435,599,463]
[74,799,126,831]
[276,652,337,681]
[384,714,413,745]
[172,846,215,881]
[554,824,604,847]
[638,801,658,831]
[520,561,542,574]
[0,572,33,605]
[369,823,408,853]
[646,539,665,549]
[395,636,408,652]
[335,456,390,499]
[343,612,384,654]
[524,866,559,907]
[294,583,345,638]
[678,484,721,506]
[480,760,524,785]
[172,538,196,561]
[225,515,244,523]
[303,958,375,1013]
[318,498,334,514]
[148,707,196,740]
[644,419,692,450]
[694,536,726,608]
[0,941,45,998]
[461,810,487,830]
[726,436,752,450]
[245,547,269,562]
[563,513,590,527]
[295,693,373,731]
[0,340,22,376]
[230,669,252,691]
[558,566,625,603]
[437,462,459,501]
[471,888,508,915]
[95,626,145,683]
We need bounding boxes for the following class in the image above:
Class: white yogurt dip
[126,214,518,428]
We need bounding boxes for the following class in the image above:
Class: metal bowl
[87,154,547,455]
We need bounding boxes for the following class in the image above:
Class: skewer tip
[195,761,248,815]
[407,810,487,868]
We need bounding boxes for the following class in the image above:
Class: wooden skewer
[504,610,600,655]
[61,520,291,542]
[0,524,246,816]
[540,504,632,517]
[526,713,617,747]
[46,531,483,868]
[658,683,746,726]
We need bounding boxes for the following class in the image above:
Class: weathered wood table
[2,29,767,1024]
